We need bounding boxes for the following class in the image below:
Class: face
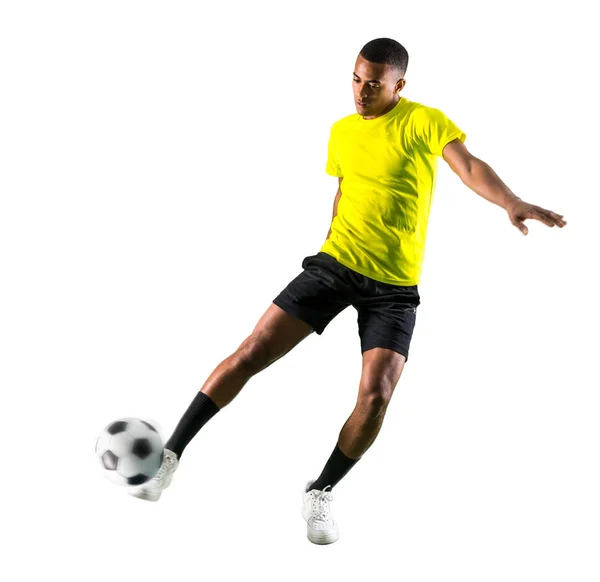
[353,54,406,119]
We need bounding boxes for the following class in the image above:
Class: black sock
[308,444,360,492]
[164,391,220,459]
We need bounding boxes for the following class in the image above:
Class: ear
[396,78,406,92]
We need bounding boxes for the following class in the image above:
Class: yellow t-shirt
[320,96,466,286]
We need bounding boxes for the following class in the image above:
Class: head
[354,38,409,119]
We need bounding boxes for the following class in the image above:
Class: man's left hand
[506,199,567,235]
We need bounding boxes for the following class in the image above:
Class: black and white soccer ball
[95,418,164,486]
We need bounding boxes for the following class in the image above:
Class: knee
[233,334,272,375]
[358,380,394,416]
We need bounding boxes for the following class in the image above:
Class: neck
[363,96,400,120]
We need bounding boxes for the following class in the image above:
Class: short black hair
[359,38,409,78]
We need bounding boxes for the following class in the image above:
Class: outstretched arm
[442,138,567,235]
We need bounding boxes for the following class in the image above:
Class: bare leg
[338,347,407,459]
[201,303,313,408]
[307,348,408,492]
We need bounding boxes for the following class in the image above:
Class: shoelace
[311,485,334,521]
[153,455,174,481]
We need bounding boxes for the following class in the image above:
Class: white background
[1,1,598,580]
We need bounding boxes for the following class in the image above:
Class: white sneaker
[128,449,179,502]
[301,480,340,544]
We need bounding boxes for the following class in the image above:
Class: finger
[540,209,567,227]
[543,211,567,227]
[549,212,567,227]
[530,210,555,227]
[512,218,528,235]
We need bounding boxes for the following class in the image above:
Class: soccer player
[129,38,567,544]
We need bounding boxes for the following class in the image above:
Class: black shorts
[273,252,420,360]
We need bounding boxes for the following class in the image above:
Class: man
[129,38,567,545]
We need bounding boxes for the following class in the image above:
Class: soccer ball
[95,418,164,486]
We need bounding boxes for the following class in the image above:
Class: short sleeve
[325,124,343,177]
[409,106,466,157]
